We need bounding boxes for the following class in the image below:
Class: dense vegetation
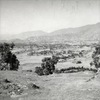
[92,46,100,69]
[0,43,19,70]
[35,56,58,75]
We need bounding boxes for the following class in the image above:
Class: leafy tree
[87,45,100,82]
[41,56,58,74]
[92,46,100,69]
[0,43,19,70]
[35,56,58,75]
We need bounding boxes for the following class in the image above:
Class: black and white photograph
[0,0,100,100]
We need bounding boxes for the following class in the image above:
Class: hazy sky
[0,0,100,35]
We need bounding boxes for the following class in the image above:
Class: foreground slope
[0,70,100,100]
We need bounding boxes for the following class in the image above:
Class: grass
[0,47,100,100]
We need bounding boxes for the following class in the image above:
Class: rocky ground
[0,70,100,100]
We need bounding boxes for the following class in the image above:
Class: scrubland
[0,45,100,100]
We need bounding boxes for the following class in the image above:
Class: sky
[0,0,100,35]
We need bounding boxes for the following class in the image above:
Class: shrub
[54,66,97,74]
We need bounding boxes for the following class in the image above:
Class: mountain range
[0,22,100,44]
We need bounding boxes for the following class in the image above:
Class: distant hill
[0,30,47,40]
[50,22,100,41]
[25,22,100,44]
[0,22,100,44]
[14,30,48,39]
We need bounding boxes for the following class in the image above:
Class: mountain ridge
[0,22,100,44]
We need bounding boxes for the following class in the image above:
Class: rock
[76,61,82,64]
[27,83,40,89]
[3,79,11,83]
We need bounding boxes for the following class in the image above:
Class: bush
[54,66,97,74]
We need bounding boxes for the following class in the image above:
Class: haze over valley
[1,22,100,45]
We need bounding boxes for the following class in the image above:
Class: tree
[92,46,100,69]
[0,43,19,70]
[35,56,58,75]
[87,45,100,82]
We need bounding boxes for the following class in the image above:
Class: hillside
[0,31,47,41]
[50,22,100,41]
[0,22,100,44]
[15,30,47,39]
[25,22,100,44]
